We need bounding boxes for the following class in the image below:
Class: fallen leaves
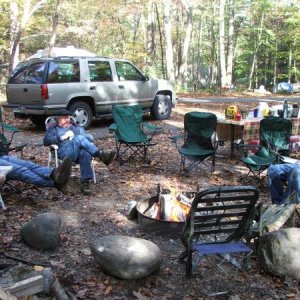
[0,102,294,299]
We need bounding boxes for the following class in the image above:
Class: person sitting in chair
[268,163,300,204]
[43,109,116,195]
[0,155,72,192]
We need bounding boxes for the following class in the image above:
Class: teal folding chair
[0,106,27,157]
[110,104,159,164]
[171,112,220,174]
[240,116,292,184]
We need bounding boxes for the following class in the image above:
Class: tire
[29,116,46,128]
[68,101,93,129]
[150,95,172,120]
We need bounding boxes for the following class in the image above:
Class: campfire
[144,185,192,222]
[136,184,196,237]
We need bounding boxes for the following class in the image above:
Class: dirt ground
[1,100,299,300]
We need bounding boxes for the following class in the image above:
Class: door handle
[24,88,28,92]
[90,86,96,90]
[118,85,124,89]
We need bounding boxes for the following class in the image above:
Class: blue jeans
[267,163,300,204]
[0,155,54,187]
[58,135,98,182]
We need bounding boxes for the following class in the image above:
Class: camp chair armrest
[9,142,28,152]
[142,122,161,131]
[108,123,117,133]
[169,133,184,142]
[214,139,225,147]
[239,143,261,157]
[2,123,21,132]
[239,143,261,150]
[50,144,59,150]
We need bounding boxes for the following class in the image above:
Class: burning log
[145,184,192,222]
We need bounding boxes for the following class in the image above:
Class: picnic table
[217,117,300,157]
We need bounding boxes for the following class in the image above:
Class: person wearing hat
[43,109,116,195]
[0,155,72,192]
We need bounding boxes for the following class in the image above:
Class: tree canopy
[0,0,299,91]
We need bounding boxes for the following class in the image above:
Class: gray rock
[90,235,162,279]
[21,213,61,250]
[258,228,300,279]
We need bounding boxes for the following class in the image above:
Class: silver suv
[5,55,175,128]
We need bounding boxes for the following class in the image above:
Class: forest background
[0,0,300,99]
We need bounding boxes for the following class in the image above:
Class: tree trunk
[146,0,155,58]
[9,1,20,74]
[208,2,217,87]
[226,0,234,88]
[248,12,265,90]
[155,3,165,78]
[9,0,47,73]
[219,0,226,88]
[177,1,193,89]
[163,0,175,81]
[195,10,204,90]
[288,46,292,84]
[49,0,61,56]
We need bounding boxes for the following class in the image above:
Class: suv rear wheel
[68,101,93,129]
[150,95,172,120]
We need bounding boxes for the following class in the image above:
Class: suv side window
[88,61,112,82]
[26,62,46,84]
[47,61,80,83]
[115,61,144,81]
[8,61,29,84]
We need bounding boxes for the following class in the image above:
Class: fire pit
[136,187,196,237]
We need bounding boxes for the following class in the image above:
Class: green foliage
[0,0,299,89]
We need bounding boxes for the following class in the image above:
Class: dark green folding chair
[240,116,292,184]
[0,106,27,157]
[110,104,159,164]
[171,112,219,174]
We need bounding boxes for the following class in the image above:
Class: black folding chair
[180,186,259,295]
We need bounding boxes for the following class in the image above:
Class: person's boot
[52,156,72,192]
[81,180,91,195]
[98,150,116,166]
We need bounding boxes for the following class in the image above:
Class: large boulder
[21,213,61,250]
[90,235,162,279]
[258,228,300,279]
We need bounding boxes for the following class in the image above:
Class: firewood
[52,278,69,300]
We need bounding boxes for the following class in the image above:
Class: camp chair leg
[211,154,216,172]
[0,193,6,210]
[116,141,152,164]
[186,247,193,279]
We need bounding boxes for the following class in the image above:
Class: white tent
[27,46,97,59]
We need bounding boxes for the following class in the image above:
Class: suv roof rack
[53,56,111,60]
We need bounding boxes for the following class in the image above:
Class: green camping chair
[171,112,219,174]
[0,106,27,157]
[110,104,159,164]
[240,116,292,184]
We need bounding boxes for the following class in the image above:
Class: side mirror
[144,76,149,81]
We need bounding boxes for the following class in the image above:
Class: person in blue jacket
[43,109,115,195]
[268,163,300,204]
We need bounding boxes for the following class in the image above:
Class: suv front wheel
[150,95,172,120]
[68,101,93,129]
